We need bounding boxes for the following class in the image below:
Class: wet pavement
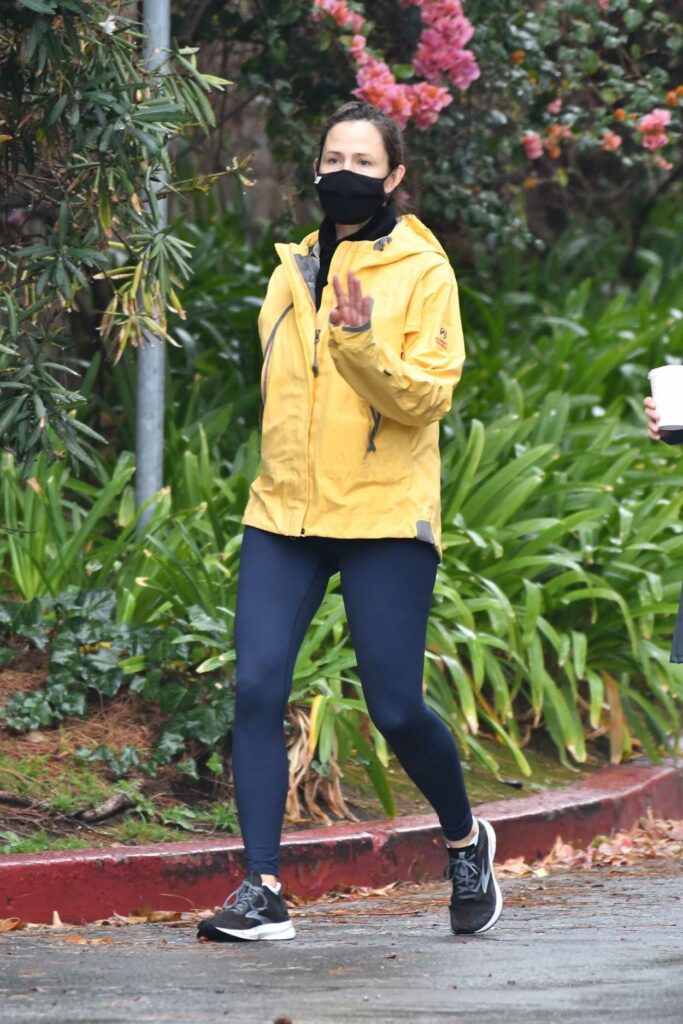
[2,862,682,1024]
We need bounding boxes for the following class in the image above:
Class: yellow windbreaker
[241,213,466,559]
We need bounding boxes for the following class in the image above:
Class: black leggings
[232,525,473,875]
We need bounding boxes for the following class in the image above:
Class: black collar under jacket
[314,203,398,310]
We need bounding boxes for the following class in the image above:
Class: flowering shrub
[312,0,478,129]
[406,0,479,91]
[0,0,235,468]
[201,1,683,251]
[304,0,681,248]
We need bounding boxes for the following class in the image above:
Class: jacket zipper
[327,241,378,454]
[296,240,356,535]
[312,328,320,376]
[301,317,319,534]
[331,244,380,453]
[260,302,293,428]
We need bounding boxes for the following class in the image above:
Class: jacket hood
[290,213,448,267]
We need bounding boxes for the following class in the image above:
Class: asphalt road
[2,862,682,1024]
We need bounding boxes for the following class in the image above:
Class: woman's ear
[384,164,406,194]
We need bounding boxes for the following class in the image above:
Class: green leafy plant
[202,801,240,833]
[0,0,234,469]
[0,450,136,600]
[0,830,89,856]
[2,206,683,819]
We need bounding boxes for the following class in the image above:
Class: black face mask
[315,169,390,224]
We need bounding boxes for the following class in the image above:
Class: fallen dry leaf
[147,910,181,923]
[495,813,683,878]
[0,917,26,932]
[110,910,183,924]
[495,856,531,878]
[64,935,113,945]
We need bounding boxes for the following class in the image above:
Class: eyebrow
[323,150,375,158]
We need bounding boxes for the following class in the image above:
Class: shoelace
[222,879,267,915]
[446,851,482,900]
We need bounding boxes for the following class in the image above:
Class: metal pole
[135,0,170,527]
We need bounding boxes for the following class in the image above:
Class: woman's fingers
[348,272,371,325]
[331,274,351,325]
[644,396,661,438]
[331,274,347,319]
[329,272,374,328]
[332,274,345,307]
[348,272,362,316]
[644,397,661,440]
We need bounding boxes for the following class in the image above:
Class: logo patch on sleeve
[436,327,449,350]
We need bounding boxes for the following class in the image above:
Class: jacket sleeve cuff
[328,322,374,352]
[340,321,372,334]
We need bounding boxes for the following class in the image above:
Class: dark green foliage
[0,588,235,775]
[1,204,682,801]
[0,3,231,469]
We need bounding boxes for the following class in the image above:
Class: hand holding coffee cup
[647,365,683,440]
[644,396,663,441]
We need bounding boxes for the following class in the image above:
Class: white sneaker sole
[473,818,502,934]
[450,817,503,936]
[214,919,296,941]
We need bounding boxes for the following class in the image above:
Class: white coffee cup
[648,364,683,431]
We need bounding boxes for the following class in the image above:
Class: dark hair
[316,101,407,194]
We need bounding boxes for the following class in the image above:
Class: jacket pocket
[260,302,294,416]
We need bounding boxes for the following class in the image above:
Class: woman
[644,396,683,664]
[198,101,501,943]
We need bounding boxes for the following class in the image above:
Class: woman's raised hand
[644,396,663,441]
[329,271,373,328]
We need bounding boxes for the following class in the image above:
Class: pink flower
[352,56,414,129]
[348,33,367,62]
[353,54,454,130]
[642,133,669,150]
[656,156,673,170]
[408,0,480,91]
[546,98,562,114]
[447,50,480,90]
[639,108,671,151]
[317,0,478,131]
[601,129,621,151]
[522,132,543,160]
[639,108,671,135]
[409,81,453,129]
[598,0,608,9]
[312,0,365,34]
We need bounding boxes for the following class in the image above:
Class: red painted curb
[1,761,680,924]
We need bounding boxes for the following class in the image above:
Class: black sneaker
[447,818,502,935]
[197,872,296,942]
